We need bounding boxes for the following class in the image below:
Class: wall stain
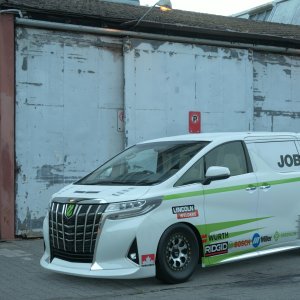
[254,95,266,102]
[22,57,28,71]
[16,208,44,237]
[134,49,140,58]
[19,82,42,87]
[24,99,64,107]
[254,107,300,119]
[201,45,218,53]
[36,164,81,188]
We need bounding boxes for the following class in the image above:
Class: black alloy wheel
[156,223,199,284]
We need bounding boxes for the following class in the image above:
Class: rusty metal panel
[253,52,300,132]
[0,15,15,240]
[124,38,253,146]
[15,27,124,236]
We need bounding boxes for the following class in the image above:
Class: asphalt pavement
[1,238,300,300]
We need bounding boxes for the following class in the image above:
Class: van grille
[49,202,107,263]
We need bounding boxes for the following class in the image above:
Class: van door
[202,141,259,265]
[246,139,300,249]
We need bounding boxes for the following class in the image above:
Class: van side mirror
[202,166,230,185]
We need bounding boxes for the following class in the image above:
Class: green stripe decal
[196,217,270,236]
[163,190,203,201]
[203,245,270,266]
[228,228,263,239]
[163,176,300,201]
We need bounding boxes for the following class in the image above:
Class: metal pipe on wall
[16,18,300,56]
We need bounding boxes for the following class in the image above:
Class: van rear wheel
[156,223,199,284]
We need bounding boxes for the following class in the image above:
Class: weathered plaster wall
[15,27,124,236]
[14,28,300,237]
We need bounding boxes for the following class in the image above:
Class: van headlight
[105,197,162,220]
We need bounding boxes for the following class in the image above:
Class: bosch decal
[141,254,155,267]
[205,242,228,257]
[229,240,251,248]
[172,205,199,219]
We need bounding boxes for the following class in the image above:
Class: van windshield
[76,141,209,186]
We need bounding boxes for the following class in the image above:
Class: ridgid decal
[172,205,199,219]
[205,242,228,257]
[141,254,155,267]
[277,154,300,168]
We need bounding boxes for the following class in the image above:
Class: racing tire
[156,223,199,284]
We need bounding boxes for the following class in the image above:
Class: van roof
[139,132,298,144]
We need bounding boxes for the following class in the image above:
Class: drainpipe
[16,18,300,56]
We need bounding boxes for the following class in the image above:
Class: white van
[41,132,300,283]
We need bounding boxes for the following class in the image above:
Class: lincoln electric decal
[172,205,199,219]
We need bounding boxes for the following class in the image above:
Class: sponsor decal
[201,234,207,243]
[65,204,76,218]
[141,254,155,267]
[172,205,199,219]
[252,233,272,248]
[229,239,251,248]
[274,231,297,241]
[205,242,228,257]
[208,232,229,242]
[277,154,300,168]
[260,236,272,243]
[252,233,261,248]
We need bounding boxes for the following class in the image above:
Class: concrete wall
[124,38,253,146]
[253,52,300,131]
[13,25,300,237]
[15,27,124,236]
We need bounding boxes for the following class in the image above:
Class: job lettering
[277,154,300,168]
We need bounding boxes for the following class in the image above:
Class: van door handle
[260,184,271,190]
[245,185,257,192]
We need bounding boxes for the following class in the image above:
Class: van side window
[174,158,204,186]
[248,141,300,172]
[205,141,248,176]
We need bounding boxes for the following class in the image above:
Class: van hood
[52,184,151,204]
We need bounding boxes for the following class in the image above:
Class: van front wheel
[156,224,199,284]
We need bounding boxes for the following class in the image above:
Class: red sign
[189,111,201,133]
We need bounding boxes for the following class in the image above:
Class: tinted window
[175,158,204,186]
[205,141,248,176]
[175,141,248,186]
[76,141,208,186]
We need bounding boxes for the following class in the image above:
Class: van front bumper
[40,253,155,279]
[41,211,158,279]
